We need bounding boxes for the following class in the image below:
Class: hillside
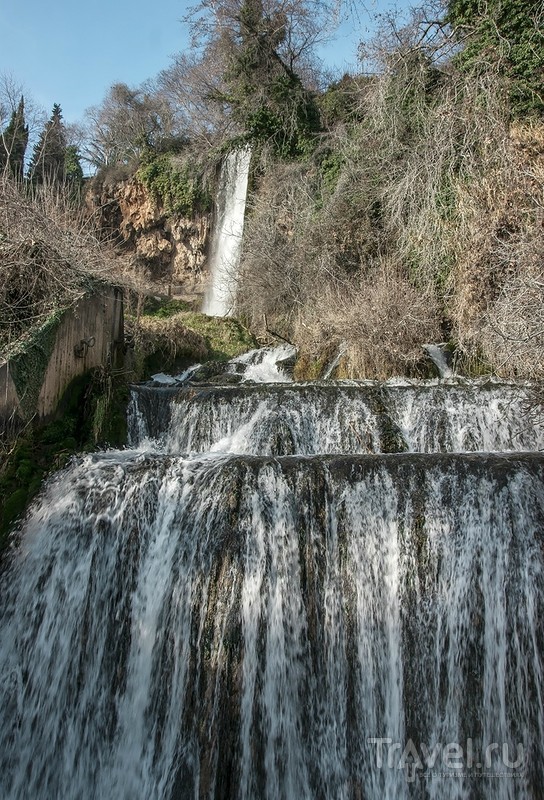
[2,0,543,385]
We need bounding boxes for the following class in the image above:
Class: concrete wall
[0,286,123,430]
[0,362,22,433]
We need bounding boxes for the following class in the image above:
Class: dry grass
[451,119,544,373]
[0,177,125,357]
[239,62,544,379]
[295,262,442,378]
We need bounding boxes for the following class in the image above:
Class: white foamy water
[1,369,544,799]
[202,148,251,317]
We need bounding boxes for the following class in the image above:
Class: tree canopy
[28,103,67,183]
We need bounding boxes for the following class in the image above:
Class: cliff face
[88,176,210,297]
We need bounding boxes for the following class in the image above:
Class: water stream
[202,149,251,317]
[0,356,543,799]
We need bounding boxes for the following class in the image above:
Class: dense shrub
[137,152,212,216]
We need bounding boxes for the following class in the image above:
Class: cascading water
[202,148,251,317]
[1,354,544,799]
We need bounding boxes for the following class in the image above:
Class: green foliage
[229,76,320,158]
[64,145,84,189]
[319,150,344,196]
[448,0,544,116]
[9,312,62,418]
[0,96,28,179]
[137,152,211,216]
[318,75,366,128]
[28,103,67,184]
[385,53,444,142]
[222,0,321,159]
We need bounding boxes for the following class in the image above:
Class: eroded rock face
[87,175,210,294]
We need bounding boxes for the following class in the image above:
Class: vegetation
[131,297,256,374]
[0,177,116,357]
[2,0,544,384]
[70,0,542,380]
[137,150,212,216]
[0,367,129,548]
[0,96,28,179]
[27,104,83,189]
[82,83,177,170]
[235,5,544,378]
[447,0,544,116]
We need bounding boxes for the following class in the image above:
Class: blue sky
[0,0,412,126]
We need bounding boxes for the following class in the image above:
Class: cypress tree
[28,103,67,184]
[0,96,29,179]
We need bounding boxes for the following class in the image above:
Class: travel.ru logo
[367,737,526,783]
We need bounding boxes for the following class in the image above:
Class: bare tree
[185,0,334,70]
[81,83,178,171]
[156,0,334,150]
[156,48,236,147]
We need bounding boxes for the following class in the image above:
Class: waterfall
[128,379,544,456]
[1,355,544,799]
[202,148,251,317]
[422,344,454,378]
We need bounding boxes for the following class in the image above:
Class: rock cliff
[88,174,210,298]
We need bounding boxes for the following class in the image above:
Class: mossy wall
[0,367,129,549]
[0,286,124,425]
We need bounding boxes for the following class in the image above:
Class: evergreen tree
[28,103,67,184]
[447,0,544,116]
[0,96,29,179]
[64,144,84,191]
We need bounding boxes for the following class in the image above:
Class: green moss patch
[8,311,63,418]
[134,298,257,376]
[137,153,212,217]
[0,367,131,549]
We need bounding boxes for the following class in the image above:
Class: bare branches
[0,176,121,357]
[358,0,457,73]
[81,83,178,171]
[156,50,237,147]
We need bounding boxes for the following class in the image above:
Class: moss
[177,312,256,360]
[2,489,28,530]
[9,311,63,418]
[293,352,328,380]
[143,297,194,318]
[134,299,257,376]
[137,153,212,217]
[82,369,130,448]
[39,418,76,445]
[0,366,131,549]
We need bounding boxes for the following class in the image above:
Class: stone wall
[0,286,123,430]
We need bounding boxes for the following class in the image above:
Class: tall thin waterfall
[202,148,251,316]
[1,360,544,799]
